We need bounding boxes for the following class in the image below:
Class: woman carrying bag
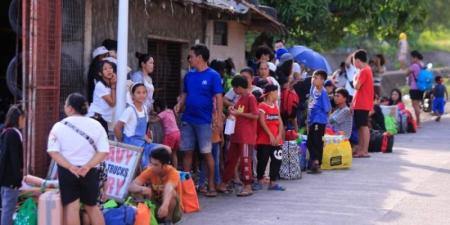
[47,93,109,225]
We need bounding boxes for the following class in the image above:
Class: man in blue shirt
[307,70,332,174]
[175,44,223,197]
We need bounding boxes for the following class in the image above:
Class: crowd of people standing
[0,36,447,225]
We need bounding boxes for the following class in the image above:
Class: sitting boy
[128,147,182,225]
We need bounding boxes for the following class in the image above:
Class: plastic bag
[321,139,352,170]
[179,172,200,213]
[385,115,398,135]
[14,198,37,225]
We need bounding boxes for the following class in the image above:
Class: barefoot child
[433,76,448,122]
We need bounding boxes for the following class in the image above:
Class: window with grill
[213,21,228,46]
[148,39,182,108]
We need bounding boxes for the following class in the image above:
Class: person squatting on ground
[128,147,182,225]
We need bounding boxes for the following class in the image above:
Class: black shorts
[354,110,369,128]
[58,165,100,206]
[409,89,424,101]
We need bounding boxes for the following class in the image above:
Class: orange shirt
[136,165,181,202]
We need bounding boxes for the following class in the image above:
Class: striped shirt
[329,106,353,139]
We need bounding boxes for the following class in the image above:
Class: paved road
[179,114,450,225]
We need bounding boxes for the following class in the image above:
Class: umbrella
[288,45,311,57]
[293,49,332,74]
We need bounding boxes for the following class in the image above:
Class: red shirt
[256,102,282,145]
[230,94,258,144]
[352,66,374,111]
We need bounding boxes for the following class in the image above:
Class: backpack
[281,88,299,119]
[416,68,433,91]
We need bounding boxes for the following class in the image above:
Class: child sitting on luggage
[114,83,159,168]
[254,84,285,191]
[307,70,331,174]
[152,99,181,168]
[433,76,448,122]
[389,89,406,111]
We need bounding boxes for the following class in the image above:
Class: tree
[261,0,431,50]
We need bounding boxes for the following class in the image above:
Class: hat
[92,46,109,58]
[324,80,334,87]
[104,57,117,64]
[262,84,278,97]
[399,32,407,40]
[292,62,301,74]
[267,62,277,72]
[276,48,289,60]
[279,53,294,65]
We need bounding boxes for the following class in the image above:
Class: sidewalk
[179,113,450,225]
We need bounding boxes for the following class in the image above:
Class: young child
[198,100,223,193]
[152,99,181,168]
[254,84,285,191]
[433,76,448,122]
[307,70,332,174]
[217,75,259,196]
[114,83,159,168]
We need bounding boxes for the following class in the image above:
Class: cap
[262,84,278,97]
[276,48,289,60]
[399,32,407,40]
[279,53,294,65]
[292,62,301,73]
[104,57,117,64]
[267,62,277,72]
[324,80,334,87]
[92,46,109,58]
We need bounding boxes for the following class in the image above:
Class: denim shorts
[180,122,212,154]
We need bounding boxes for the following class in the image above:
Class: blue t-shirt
[434,84,446,98]
[308,86,331,125]
[182,68,223,124]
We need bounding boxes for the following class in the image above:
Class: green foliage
[261,0,433,51]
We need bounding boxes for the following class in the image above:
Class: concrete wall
[88,0,205,71]
[206,20,247,71]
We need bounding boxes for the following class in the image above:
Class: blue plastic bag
[104,205,136,225]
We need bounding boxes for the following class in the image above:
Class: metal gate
[22,0,62,177]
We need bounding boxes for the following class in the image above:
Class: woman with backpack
[0,105,25,225]
[406,50,424,127]
[47,93,109,225]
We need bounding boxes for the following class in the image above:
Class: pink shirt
[158,109,179,134]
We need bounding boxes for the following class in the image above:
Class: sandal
[197,186,208,194]
[268,184,286,191]
[217,188,231,194]
[236,190,253,197]
[205,190,218,197]
[353,154,370,158]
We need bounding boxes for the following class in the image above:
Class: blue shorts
[180,122,212,154]
[433,97,446,114]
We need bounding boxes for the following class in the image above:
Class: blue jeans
[198,143,221,187]
[1,186,19,225]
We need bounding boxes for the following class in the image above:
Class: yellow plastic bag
[321,138,352,170]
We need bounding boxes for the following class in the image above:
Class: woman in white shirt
[48,93,109,225]
[130,52,155,112]
[88,60,117,133]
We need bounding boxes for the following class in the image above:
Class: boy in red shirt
[352,50,374,158]
[255,84,285,191]
[218,75,259,197]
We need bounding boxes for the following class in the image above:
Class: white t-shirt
[47,116,110,166]
[88,82,114,122]
[119,105,148,137]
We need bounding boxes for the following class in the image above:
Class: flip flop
[236,190,253,197]
[353,154,370,158]
[217,188,231,194]
[205,190,218,197]
[268,184,286,191]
